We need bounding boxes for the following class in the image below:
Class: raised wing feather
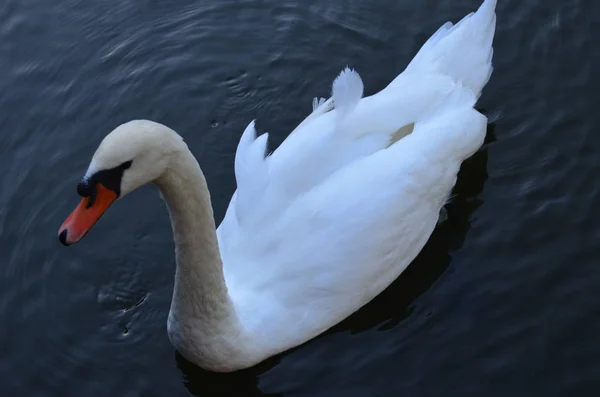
[233,121,269,226]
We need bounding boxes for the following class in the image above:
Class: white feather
[312,97,327,111]
[331,67,364,127]
[233,120,269,225]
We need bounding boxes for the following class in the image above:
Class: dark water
[1,0,599,395]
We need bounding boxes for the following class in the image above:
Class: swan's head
[58,120,185,246]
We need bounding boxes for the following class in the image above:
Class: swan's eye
[77,179,95,198]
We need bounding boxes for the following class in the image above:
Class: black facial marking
[77,160,133,199]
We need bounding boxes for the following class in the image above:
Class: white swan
[58,0,497,372]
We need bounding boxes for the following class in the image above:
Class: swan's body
[58,0,497,372]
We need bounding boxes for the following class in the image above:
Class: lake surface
[1,0,599,395]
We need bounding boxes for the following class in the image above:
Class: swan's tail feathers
[331,67,364,127]
[234,120,269,224]
[401,0,497,97]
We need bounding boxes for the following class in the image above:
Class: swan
[58,0,497,372]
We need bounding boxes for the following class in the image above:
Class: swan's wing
[225,105,487,346]
[263,71,462,202]
[218,69,471,258]
[217,0,495,352]
[226,68,386,229]
[222,0,496,265]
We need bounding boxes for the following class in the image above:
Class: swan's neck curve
[154,145,248,370]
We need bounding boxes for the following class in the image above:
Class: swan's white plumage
[218,0,497,357]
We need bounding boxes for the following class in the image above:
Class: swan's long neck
[154,145,247,369]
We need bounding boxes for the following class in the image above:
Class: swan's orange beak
[58,183,117,246]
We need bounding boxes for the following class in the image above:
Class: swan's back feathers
[395,0,496,97]
[223,0,495,273]
[217,0,496,356]
[234,121,269,225]
[230,77,484,232]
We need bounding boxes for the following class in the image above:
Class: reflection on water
[177,352,283,397]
